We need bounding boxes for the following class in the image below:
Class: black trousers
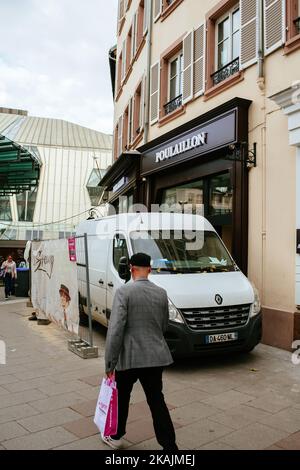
[4,274,14,297]
[112,367,178,451]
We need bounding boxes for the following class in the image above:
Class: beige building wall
[114,0,300,349]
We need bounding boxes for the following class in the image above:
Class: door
[106,233,130,323]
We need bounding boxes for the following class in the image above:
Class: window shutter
[132,13,137,58]
[264,0,285,56]
[128,97,133,145]
[150,62,160,124]
[193,24,205,97]
[240,0,258,69]
[183,31,194,104]
[119,0,125,21]
[121,40,126,82]
[140,75,146,130]
[153,0,162,22]
[143,0,149,35]
[117,115,123,157]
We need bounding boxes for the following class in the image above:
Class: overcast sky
[0,0,117,135]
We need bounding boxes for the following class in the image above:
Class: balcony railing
[211,57,240,86]
[294,17,300,34]
[164,95,183,115]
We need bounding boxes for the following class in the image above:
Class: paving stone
[202,390,255,411]
[257,407,300,434]
[3,378,56,393]
[18,408,82,432]
[165,388,209,407]
[127,438,161,450]
[199,440,236,450]
[54,435,113,450]
[75,387,100,401]
[221,423,289,450]
[209,404,272,430]
[124,418,156,444]
[37,380,95,397]
[246,392,294,413]
[79,375,101,387]
[0,421,28,442]
[70,399,97,417]
[63,417,99,438]
[3,426,77,450]
[170,402,217,426]
[0,389,48,409]
[275,431,300,450]
[0,386,10,396]
[31,392,88,413]
[0,375,19,386]
[175,418,234,450]
[0,404,39,424]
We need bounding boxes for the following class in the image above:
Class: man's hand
[106,371,115,379]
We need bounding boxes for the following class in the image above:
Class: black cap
[130,253,151,267]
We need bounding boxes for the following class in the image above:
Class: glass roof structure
[0,134,41,196]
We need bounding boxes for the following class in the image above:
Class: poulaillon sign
[141,109,237,175]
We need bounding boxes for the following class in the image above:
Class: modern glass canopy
[0,134,41,196]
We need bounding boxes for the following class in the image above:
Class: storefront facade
[140,98,251,274]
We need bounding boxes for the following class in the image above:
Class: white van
[76,213,262,356]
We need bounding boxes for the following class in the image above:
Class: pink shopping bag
[104,377,118,437]
[94,377,118,437]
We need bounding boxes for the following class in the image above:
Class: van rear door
[106,233,130,321]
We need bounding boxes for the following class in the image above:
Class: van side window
[113,234,129,271]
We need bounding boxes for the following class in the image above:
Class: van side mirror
[118,257,131,282]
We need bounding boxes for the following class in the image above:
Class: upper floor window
[165,52,183,115]
[212,5,240,86]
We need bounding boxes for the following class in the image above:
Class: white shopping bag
[94,378,113,434]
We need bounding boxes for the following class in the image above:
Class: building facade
[104,0,300,350]
[0,109,112,256]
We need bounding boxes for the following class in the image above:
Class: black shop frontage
[100,98,252,274]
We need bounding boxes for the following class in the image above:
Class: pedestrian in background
[103,253,178,452]
[1,255,17,300]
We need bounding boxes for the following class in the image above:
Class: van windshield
[130,230,237,274]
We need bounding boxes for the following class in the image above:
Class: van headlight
[168,299,184,324]
[250,285,261,318]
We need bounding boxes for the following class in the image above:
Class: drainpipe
[144,0,153,144]
[257,0,265,90]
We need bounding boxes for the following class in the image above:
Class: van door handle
[108,282,114,288]
[99,279,104,285]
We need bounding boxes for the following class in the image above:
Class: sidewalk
[0,301,300,450]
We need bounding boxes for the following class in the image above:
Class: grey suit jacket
[105,279,173,372]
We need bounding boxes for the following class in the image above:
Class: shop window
[213,6,240,86]
[209,173,233,216]
[113,234,129,270]
[16,188,37,222]
[165,51,184,115]
[0,197,12,221]
[161,180,204,213]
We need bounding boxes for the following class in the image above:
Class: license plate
[206,332,238,344]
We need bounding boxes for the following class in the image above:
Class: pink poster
[68,237,77,262]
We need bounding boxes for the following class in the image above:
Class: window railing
[294,17,300,34]
[211,57,240,86]
[164,95,183,115]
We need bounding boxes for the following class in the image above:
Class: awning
[0,134,41,196]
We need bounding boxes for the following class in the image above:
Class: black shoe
[28,314,38,321]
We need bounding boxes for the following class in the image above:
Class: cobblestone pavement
[0,300,300,450]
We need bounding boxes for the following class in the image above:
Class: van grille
[180,304,251,331]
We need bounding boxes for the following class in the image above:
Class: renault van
[76,213,262,356]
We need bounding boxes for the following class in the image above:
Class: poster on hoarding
[31,239,79,335]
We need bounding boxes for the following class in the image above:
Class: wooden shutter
[193,24,205,97]
[150,62,160,124]
[117,115,123,157]
[240,0,258,69]
[139,75,146,131]
[264,0,285,55]
[121,40,126,82]
[143,0,149,35]
[153,0,162,22]
[183,31,194,104]
[128,97,133,145]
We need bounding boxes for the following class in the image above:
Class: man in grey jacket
[103,253,178,451]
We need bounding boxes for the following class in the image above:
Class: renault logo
[215,294,223,305]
